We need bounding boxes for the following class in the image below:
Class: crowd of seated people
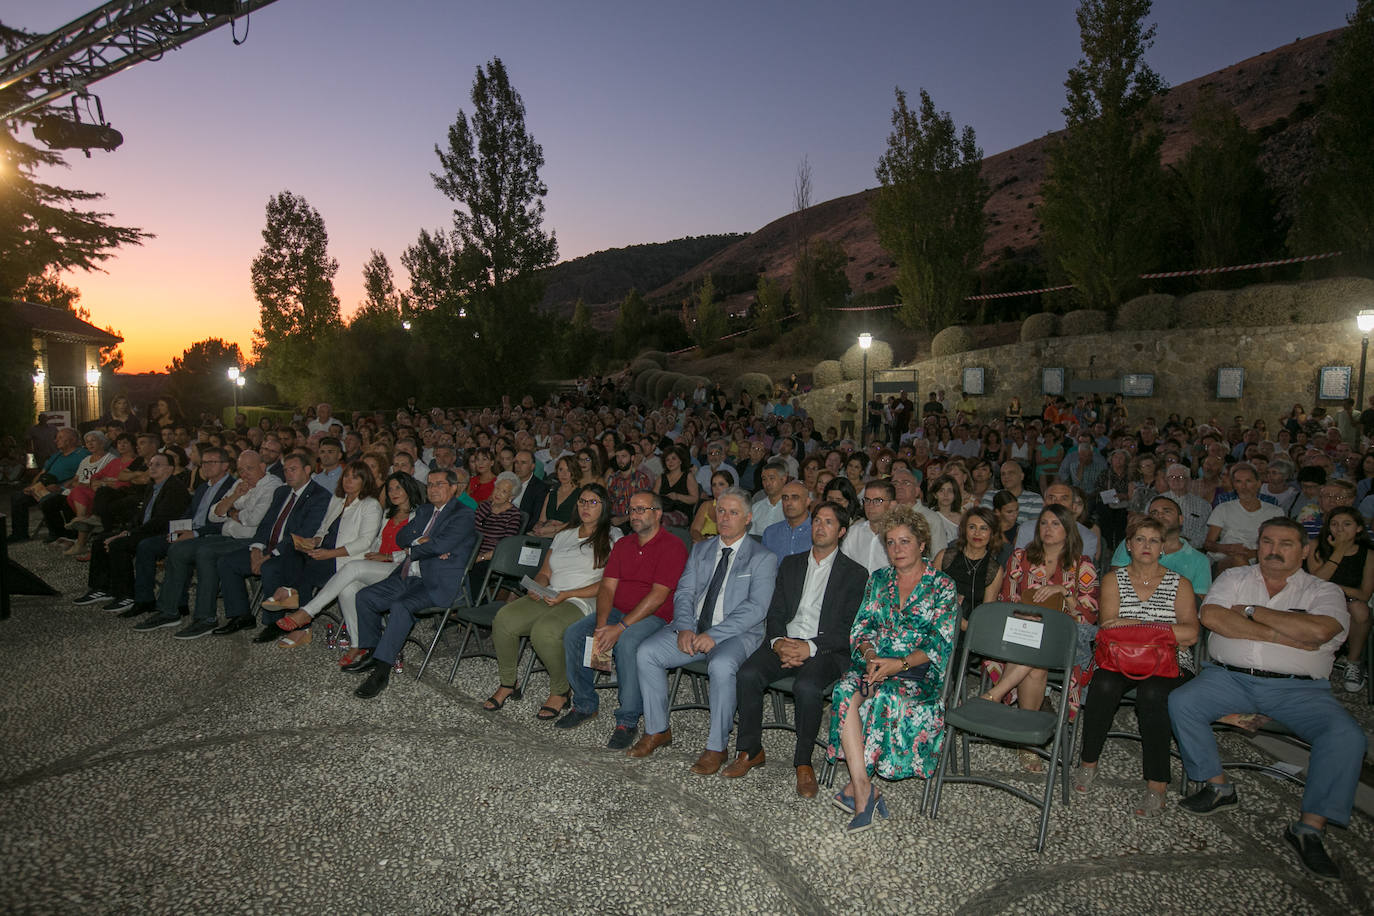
[16,384,1370,878]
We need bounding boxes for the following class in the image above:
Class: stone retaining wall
[800,320,1365,432]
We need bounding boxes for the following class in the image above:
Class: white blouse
[546,527,621,615]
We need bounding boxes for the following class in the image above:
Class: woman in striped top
[1074,517,1199,818]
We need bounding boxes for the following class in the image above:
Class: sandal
[277,629,312,648]
[483,684,522,711]
[276,610,312,632]
[535,692,571,720]
[339,647,368,667]
[261,588,300,611]
[1018,748,1046,774]
[1133,787,1167,819]
[1072,765,1098,794]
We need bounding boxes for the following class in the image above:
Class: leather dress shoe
[341,650,376,673]
[355,665,391,699]
[212,616,255,636]
[252,625,282,644]
[721,749,766,779]
[626,730,672,758]
[795,765,820,798]
[689,748,727,776]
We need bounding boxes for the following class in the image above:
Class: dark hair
[338,459,381,500]
[573,482,615,568]
[845,452,870,475]
[1028,504,1083,566]
[811,499,850,530]
[924,473,961,511]
[955,506,1004,557]
[821,476,859,524]
[429,465,460,486]
[382,471,425,519]
[862,478,896,502]
[320,436,343,451]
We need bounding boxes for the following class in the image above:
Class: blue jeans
[563,610,664,728]
[1168,664,1367,825]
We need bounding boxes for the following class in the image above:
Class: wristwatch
[1242,605,1256,620]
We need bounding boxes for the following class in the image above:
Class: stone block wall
[800,320,1367,432]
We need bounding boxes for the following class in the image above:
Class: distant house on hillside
[7,299,122,426]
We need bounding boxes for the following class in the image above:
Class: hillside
[655,28,1343,303]
[538,234,745,318]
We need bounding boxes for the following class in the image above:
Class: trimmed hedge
[736,372,773,397]
[1061,309,1108,336]
[638,350,669,369]
[1116,294,1176,331]
[840,339,893,380]
[1020,312,1058,341]
[812,359,844,388]
[931,326,974,357]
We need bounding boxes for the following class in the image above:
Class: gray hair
[717,486,753,514]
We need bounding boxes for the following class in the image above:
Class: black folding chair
[445,535,551,683]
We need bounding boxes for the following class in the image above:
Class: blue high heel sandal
[845,784,888,834]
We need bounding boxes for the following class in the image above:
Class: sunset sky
[7,0,1356,373]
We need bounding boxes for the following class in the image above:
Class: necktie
[267,492,297,553]
[696,546,733,634]
[402,506,441,578]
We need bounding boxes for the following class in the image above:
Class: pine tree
[872,87,988,332]
[1039,0,1165,310]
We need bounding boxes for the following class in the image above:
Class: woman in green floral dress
[827,505,959,833]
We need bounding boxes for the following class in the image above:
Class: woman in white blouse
[264,461,384,647]
[484,483,618,718]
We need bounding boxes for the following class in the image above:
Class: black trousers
[735,643,845,767]
[87,531,147,599]
[10,491,74,539]
[1079,667,1192,783]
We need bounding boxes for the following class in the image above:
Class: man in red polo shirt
[557,490,688,749]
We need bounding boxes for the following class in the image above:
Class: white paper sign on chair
[1003,617,1044,649]
[518,545,542,566]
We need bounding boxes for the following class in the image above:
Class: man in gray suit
[628,487,778,774]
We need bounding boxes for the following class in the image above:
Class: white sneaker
[1343,663,1366,694]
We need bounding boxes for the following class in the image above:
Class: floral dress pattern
[826,566,958,780]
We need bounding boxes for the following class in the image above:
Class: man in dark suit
[121,447,236,618]
[724,500,867,797]
[629,487,778,774]
[347,467,477,699]
[512,449,548,533]
[212,452,332,643]
[72,453,191,612]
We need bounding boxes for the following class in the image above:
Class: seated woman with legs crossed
[485,483,619,718]
[274,472,420,664]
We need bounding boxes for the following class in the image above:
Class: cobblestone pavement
[1,538,1371,915]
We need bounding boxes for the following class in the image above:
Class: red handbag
[1093,622,1179,680]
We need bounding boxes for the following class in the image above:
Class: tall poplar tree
[1039,0,1165,310]
[871,87,988,332]
[407,57,557,396]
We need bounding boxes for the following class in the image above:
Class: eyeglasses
[577,498,602,507]
[628,506,659,515]
[862,496,887,505]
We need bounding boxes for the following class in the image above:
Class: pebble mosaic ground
[1,539,1371,915]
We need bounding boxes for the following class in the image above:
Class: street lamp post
[858,333,872,444]
[1358,310,1374,413]
[227,366,241,415]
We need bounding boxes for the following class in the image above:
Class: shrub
[653,372,685,404]
[1020,312,1059,341]
[1291,276,1374,324]
[931,326,974,357]
[1175,290,1231,328]
[1230,283,1299,328]
[840,339,894,380]
[736,371,773,397]
[1116,294,1176,331]
[1061,309,1108,335]
[636,369,664,398]
[629,358,659,376]
[670,374,697,396]
[813,359,844,387]
[638,350,669,369]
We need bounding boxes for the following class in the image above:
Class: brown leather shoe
[795,765,819,798]
[626,730,672,758]
[689,748,727,775]
[721,749,766,779]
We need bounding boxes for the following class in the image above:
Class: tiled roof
[6,299,123,346]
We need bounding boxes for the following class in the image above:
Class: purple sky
[7,0,1356,371]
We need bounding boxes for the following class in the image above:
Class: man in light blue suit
[628,487,778,775]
